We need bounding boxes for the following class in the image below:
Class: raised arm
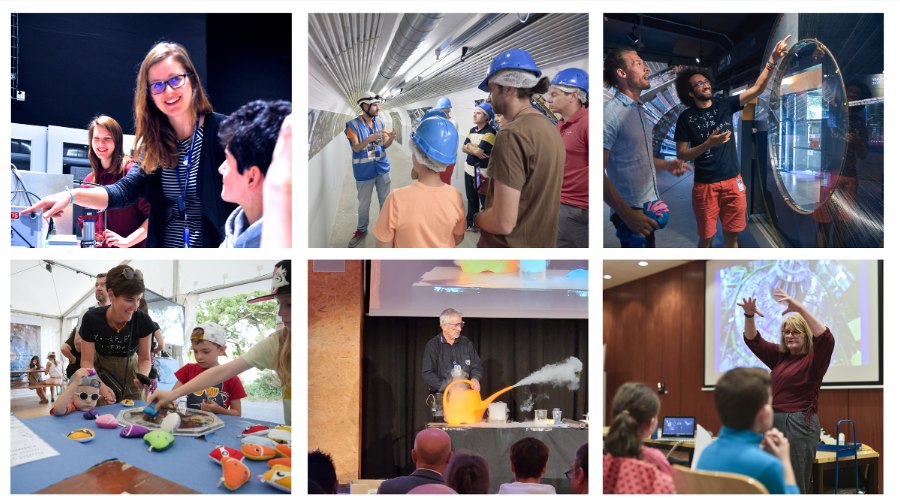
[774,287,826,338]
[740,35,791,107]
[737,297,765,340]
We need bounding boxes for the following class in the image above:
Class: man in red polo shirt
[547,68,589,247]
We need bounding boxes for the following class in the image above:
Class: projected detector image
[369,260,588,319]
[716,260,867,374]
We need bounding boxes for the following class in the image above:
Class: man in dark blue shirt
[461,103,497,230]
[675,35,792,248]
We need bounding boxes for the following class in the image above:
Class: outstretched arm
[147,357,253,410]
[774,287,826,338]
[741,35,792,107]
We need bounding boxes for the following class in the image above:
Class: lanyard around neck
[174,114,201,248]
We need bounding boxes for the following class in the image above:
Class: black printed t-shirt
[79,306,155,357]
[674,95,743,183]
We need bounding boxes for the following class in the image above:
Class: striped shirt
[161,125,204,248]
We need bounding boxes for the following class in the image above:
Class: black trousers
[465,172,486,227]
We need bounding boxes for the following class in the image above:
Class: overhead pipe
[308,14,384,111]
[385,14,587,108]
[370,13,446,94]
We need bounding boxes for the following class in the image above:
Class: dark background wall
[12,13,291,133]
[603,261,883,493]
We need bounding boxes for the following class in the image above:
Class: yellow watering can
[442,379,514,425]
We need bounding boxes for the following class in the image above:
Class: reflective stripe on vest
[352,153,386,164]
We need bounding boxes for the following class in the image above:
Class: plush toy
[241,443,276,461]
[95,414,118,428]
[144,430,174,452]
[274,425,291,433]
[241,436,278,449]
[267,428,291,444]
[121,399,134,407]
[83,410,99,420]
[67,428,95,442]
[160,413,181,433]
[275,444,291,458]
[268,458,291,468]
[209,446,245,465]
[258,465,291,492]
[238,424,270,437]
[218,456,251,491]
[120,425,150,438]
[143,404,160,418]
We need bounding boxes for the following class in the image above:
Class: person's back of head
[413,428,453,473]
[510,436,550,482]
[714,367,772,431]
[570,442,588,494]
[309,449,338,494]
[604,383,659,460]
[219,100,293,178]
[445,452,490,494]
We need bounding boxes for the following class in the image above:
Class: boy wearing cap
[474,49,566,248]
[51,368,104,416]
[461,103,497,230]
[173,322,246,416]
[374,117,466,248]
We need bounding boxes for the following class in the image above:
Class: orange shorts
[692,175,747,239]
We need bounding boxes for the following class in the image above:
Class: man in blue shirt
[696,367,800,494]
[345,92,397,247]
[603,48,689,247]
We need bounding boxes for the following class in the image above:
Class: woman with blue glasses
[24,42,235,248]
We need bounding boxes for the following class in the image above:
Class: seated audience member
[498,437,556,493]
[262,113,292,247]
[218,100,293,248]
[51,368,102,416]
[444,452,490,494]
[309,449,339,494]
[569,442,588,494]
[695,367,799,494]
[172,322,246,416]
[603,383,674,494]
[378,429,453,494]
[373,117,466,248]
[408,484,458,494]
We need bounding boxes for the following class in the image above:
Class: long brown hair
[604,383,659,460]
[272,326,291,393]
[133,42,213,174]
[87,115,126,181]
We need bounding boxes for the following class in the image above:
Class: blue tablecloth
[12,401,288,494]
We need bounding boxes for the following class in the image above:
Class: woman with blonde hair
[79,115,149,247]
[738,286,834,494]
[23,42,235,248]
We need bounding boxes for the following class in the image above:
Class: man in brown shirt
[474,49,566,248]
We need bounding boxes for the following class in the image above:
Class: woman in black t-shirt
[79,265,156,402]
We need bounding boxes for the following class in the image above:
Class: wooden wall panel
[646,266,685,419]
[848,389,883,494]
[308,260,365,483]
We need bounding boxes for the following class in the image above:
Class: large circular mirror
[766,39,848,213]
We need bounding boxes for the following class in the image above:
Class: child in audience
[172,322,246,416]
[603,382,674,494]
[51,368,102,416]
[695,367,799,494]
[149,260,291,425]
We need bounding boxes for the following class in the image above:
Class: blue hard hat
[478,49,542,93]
[436,97,452,109]
[416,109,447,122]
[551,68,589,95]
[410,117,459,165]
[475,102,494,119]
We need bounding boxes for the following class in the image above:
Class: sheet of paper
[10,414,60,467]
[691,423,713,470]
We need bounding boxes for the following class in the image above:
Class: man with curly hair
[674,35,791,248]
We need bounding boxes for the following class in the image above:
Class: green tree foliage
[194,291,278,358]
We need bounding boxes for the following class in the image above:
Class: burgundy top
[79,163,150,248]
[744,327,835,424]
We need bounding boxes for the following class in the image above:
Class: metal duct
[370,13,445,94]
[309,13,385,112]
[383,13,588,109]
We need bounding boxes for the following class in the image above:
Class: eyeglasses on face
[565,468,581,480]
[782,330,804,338]
[445,322,465,328]
[692,79,711,89]
[77,392,100,401]
[148,72,192,95]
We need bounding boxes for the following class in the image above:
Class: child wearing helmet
[373,117,466,247]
